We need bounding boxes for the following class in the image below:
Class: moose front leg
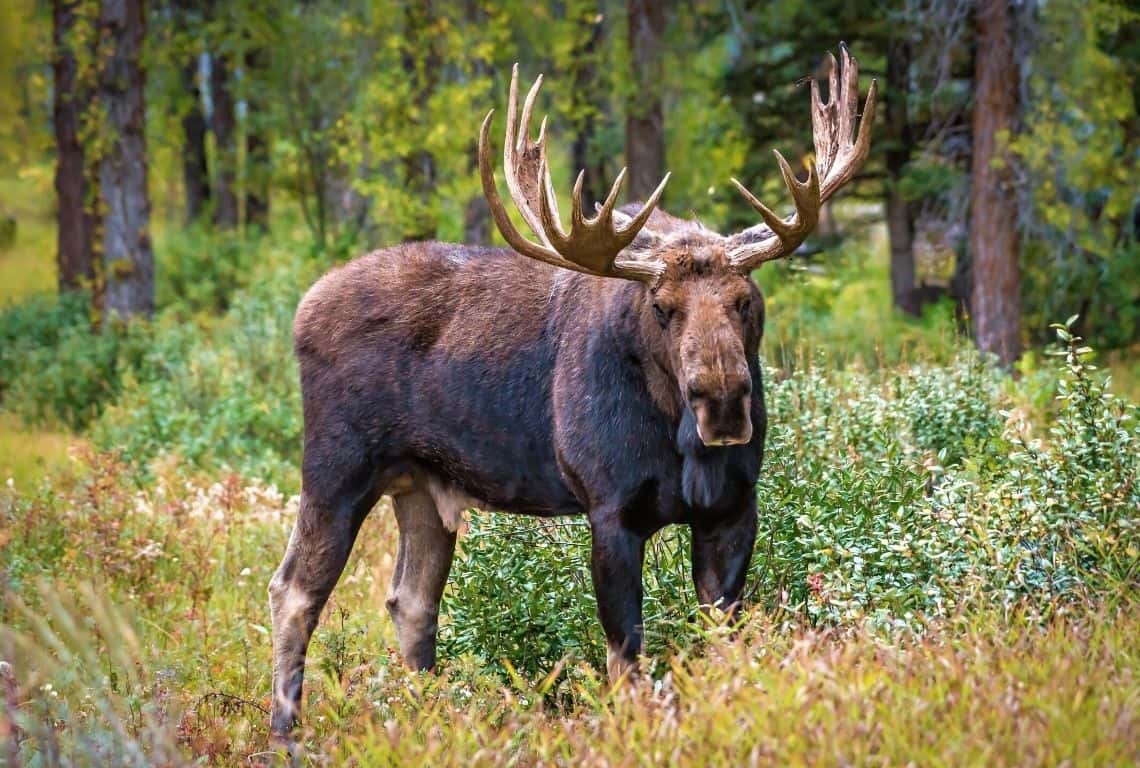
[690,502,757,620]
[589,520,646,683]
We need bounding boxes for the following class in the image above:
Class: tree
[243,44,270,230]
[969,0,1021,365]
[400,1,441,242]
[51,0,96,293]
[210,51,239,229]
[98,0,154,320]
[885,33,918,315]
[626,0,666,202]
[564,0,611,208]
[178,52,210,223]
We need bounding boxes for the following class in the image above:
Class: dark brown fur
[269,222,767,738]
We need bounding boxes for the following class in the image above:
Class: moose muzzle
[687,380,752,447]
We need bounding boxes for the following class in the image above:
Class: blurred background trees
[0,0,1137,357]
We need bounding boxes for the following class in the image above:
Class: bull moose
[269,46,875,737]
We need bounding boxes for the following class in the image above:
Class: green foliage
[92,237,318,485]
[153,225,261,314]
[443,331,1137,672]
[756,241,963,369]
[1010,0,1139,347]
[442,517,694,677]
[0,292,149,431]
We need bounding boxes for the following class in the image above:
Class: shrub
[0,292,154,430]
[92,268,307,486]
[442,517,695,677]
[154,225,262,316]
[0,291,90,398]
[445,329,1139,672]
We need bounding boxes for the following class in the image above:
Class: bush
[154,225,262,316]
[92,265,308,486]
[444,327,1139,673]
[0,292,153,430]
[0,291,89,397]
[442,517,695,677]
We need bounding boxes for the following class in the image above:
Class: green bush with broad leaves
[442,320,1137,673]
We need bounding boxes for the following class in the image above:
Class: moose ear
[607,204,663,258]
[618,227,663,259]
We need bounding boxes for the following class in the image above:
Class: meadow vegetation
[0,216,1137,762]
[1,0,1137,760]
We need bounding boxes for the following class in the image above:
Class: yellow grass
[0,412,77,490]
[0,164,55,305]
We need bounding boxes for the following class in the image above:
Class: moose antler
[727,44,877,272]
[479,65,670,283]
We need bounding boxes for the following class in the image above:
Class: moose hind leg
[269,476,377,738]
[386,482,457,670]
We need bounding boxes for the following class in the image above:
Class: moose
[269,46,875,737]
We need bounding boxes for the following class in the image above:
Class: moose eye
[736,298,752,318]
[652,303,671,328]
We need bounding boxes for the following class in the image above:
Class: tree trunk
[179,55,210,223]
[969,0,1021,365]
[210,53,239,229]
[98,0,154,320]
[244,45,270,230]
[400,1,439,242]
[885,35,918,316]
[51,0,96,294]
[568,0,609,208]
[626,0,666,203]
[464,44,490,244]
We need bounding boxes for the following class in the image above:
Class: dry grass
[0,456,1137,766]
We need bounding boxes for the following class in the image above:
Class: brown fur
[270,225,768,740]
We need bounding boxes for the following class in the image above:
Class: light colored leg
[268,490,367,738]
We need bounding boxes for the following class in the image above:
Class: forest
[0,0,1138,764]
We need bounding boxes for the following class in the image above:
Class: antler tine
[517,68,543,155]
[596,167,628,226]
[478,65,670,283]
[728,46,876,273]
[618,171,670,237]
[727,153,820,269]
[500,65,554,248]
[812,44,877,200]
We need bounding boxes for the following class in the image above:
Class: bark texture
[244,46,270,230]
[52,0,96,293]
[626,0,666,202]
[885,35,918,316]
[969,0,1021,365]
[98,0,154,320]
[400,1,440,242]
[569,1,609,208]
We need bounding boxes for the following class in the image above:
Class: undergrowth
[0,318,1136,764]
